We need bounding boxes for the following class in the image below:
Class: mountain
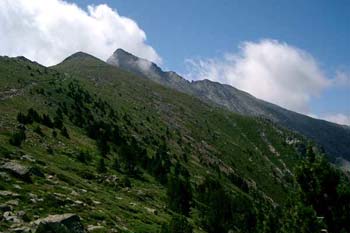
[1,52,349,233]
[107,49,350,162]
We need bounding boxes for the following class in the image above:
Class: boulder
[3,211,22,223]
[144,207,158,215]
[6,199,19,206]
[1,161,31,182]
[33,213,85,233]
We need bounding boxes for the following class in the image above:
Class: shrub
[53,115,63,129]
[47,146,54,154]
[160,215,193,233]
[76,151,92,164]
[121,176,131,188]
[34,126,44,136]
[17,112,32,124]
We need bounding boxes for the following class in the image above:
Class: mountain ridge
[107,48,350,162]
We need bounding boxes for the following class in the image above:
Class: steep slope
[190,80,350,162]
[0,53,308,232]
[107,49,350,162]
[55,52,301,201]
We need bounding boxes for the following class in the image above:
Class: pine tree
[112,156,121,171]
[60,126,70,138]
[97,158,107,173]
[167,175,192,216]
[9,128,26,147]
[42,114,54,128]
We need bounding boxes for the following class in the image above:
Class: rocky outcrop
[33,214,85,233]
[0,161,31,182]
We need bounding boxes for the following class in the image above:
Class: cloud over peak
[0,0,161,66]
[186,39,329,114]
[324,114,350,126]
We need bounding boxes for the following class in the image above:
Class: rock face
[107,48,350,162]
[0,161,31,182]
[34,214,85,233]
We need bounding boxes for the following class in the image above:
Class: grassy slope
[0,54,304,232]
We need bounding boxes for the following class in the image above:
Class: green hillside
[0,54,349,233]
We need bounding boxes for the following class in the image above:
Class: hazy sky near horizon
[1,0,349,125]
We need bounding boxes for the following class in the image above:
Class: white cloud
[307,113,350,126]
[323,114,350,126]
[0,0,161,66]
[186,39,330,114]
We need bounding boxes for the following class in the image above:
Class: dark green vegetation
[0,53,349,232]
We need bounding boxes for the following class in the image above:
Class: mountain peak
[113,48,133,57]
[62,51,98,62]
[111,48,137,62]
[53,52,106,69]
[107,48,151,67]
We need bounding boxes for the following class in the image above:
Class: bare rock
[3,211,22,223]
[10,227,31,233]
[0,191,20,197]
[33,213,85,233]
[21,154,35,162]
[1,161,31,182]
[87,225,104,232]
[144,207,158,215]
[6,199,19,206]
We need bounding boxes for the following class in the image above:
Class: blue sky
[70,0,350,70]
[1,0,349,124]
[72,0,350,120]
